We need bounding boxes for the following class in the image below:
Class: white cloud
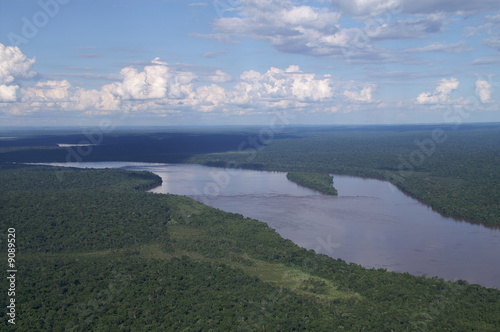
[471,57,500,65]
[0,44,36,85]
[232,65,334,105]
[23,80,71,102]
[151,57,168,66]
[402,0,500,15]
[344,86,375,103]
[403,41,472,53]
[3,55,339,115]
[0,44,36,102]
[1,55,199,113]
[208,70,232,83]
[475,79,492,103]
[212,0,342,57]
[464,14,500,52]
[111,65,168,100]
[416,77,460,104]
[366,14,446,40]
[330,0,500,15]
[0,45,379,117]
[0,85,18,102]
[330,0,401,16]
[483,37,500,51]
[105,61,197,101]
[189,84,228,112]
[205,0,455,62]
[72,86,122,112]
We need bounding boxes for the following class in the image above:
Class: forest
[1,123,498,224]
[286,172,338,195]
[1,164,500,330]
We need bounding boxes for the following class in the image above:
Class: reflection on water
[43,162,500,288]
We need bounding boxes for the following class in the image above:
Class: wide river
[45,162,500,288]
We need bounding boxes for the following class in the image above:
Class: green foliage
[1,124,499,223]
[1,165,499,330]
[0,164,162,193]
[0,165,167,253]
[286,171,338,195]
[190,125,500,224]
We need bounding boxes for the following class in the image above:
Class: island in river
[286,172,338,195]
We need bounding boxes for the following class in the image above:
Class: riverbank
[2,163,499,330]
[30,161,500,288]
[1,125,498,225]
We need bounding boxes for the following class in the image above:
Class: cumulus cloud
[3,56,339,115]
[20,79,122,113]
[204,0,456,62]
[1,54,198,113]
[212,0,342,57]
[105,61,197,101]
[0,44,36,102]
[189,84,229,112]
[0,85,18,102]
[475,79,492,103]
[114,65,168,100]
[232,65,334,106]
[0,44,36,85]
[23,80,71,102]
[208,70,232,83]
[1,45,381,117]
[416,77,460,104]
[72,86,122,112]
[344,86,375,103]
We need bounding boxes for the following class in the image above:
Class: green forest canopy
[1,124,498,224]
[0,164,499,330]
[286,172,338,195]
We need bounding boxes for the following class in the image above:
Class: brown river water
[43,162,500,289]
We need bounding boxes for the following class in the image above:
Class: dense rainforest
[1,164,499,330]
[286,172,338,195]
[0,123,498,224]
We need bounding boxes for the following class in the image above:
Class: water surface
[44,162,500,288]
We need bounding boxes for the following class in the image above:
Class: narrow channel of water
[41,162,500,288]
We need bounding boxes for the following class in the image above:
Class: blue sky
[0,0,499,126]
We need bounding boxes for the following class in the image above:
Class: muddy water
[45,162,500,288]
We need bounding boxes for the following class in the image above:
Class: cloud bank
[1,44,382,116]
[1,43,496,122]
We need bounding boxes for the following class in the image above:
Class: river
[42,162,500,288]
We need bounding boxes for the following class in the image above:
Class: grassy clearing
[234,256,361,301]
[149,224,361,302]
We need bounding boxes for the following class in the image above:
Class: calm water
[44,162,500,288]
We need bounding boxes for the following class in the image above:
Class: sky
[0,0,499,126]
